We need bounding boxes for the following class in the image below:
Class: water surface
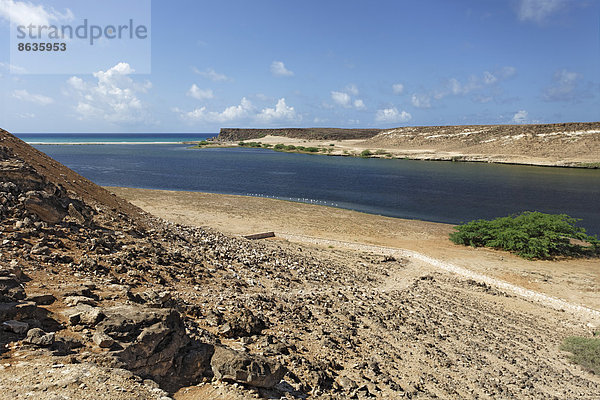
[34,144,600,235]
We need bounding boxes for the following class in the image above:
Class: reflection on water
[35,144,600,235]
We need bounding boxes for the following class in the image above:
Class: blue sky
[0,0,598,133]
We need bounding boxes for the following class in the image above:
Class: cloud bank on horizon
[0,0,598,133]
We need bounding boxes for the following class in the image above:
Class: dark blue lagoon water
[34,144,600,235]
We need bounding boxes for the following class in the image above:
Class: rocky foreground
[1,128,599,399]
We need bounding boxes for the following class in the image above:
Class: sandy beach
[108,186,600,311]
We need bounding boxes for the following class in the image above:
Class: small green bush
[561,336,600,374]
[360,149,373,158]
[273,143,286,150]
[238,141,263,148]
[449,212,599,259]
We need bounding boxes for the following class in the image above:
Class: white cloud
[67,62,151,123]
[345,84,359,96]
[13,89,53,105]
[178,97,299,124]
[411,93,431,108]
[0,0,73,26]
[178,97,253,123]
[256,98,298,122]
[270,61,294,77]
[512,109,528,123]
[66,76,85,90]
[516,0,567,23]
[331,86,364,109]
[193,67,229,82]
[483,71,497,85]
[375,107,412,123]
[0,61,26,73]
[392,83,404,95]
[416,67,517,106]
[187,84,214,100]
[542,69,581,101]
[500,66,517,79]
[353,99,366,110]
[331,91,351,107]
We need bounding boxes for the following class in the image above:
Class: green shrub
[273,143,286,150]
[305,147,320,153]
[561,336,600,374]
[238,141,263,148]
[449,212,599,259]
[360,149,373,158]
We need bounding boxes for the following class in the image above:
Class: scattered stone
[25,328,55,347]
[2,320,29,334]
[0,277,25,302]
[210,345,286,388]
[65,295,97,307]
[26,293,56,305]
[68,203,87,225]
[93,332,115,348]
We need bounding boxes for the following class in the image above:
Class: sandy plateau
[217,122,600,167]
[1,128,600,400]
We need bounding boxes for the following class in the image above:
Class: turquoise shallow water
[16,133,211,144]
[33,143,600,235]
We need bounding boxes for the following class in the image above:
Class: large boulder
[210,345,286,388]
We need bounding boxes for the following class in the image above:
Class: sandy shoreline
[108,186,600,312]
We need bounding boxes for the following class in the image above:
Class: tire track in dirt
[277,233,600,323]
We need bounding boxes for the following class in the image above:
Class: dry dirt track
[277,233,600,324]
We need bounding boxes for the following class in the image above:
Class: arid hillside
[1,128,600,399]
[218,127,383,141]
[217,122,600,166]
[362,122,600,165]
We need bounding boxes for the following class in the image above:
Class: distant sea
[15,133,212,144]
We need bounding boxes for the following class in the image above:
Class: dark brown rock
[210,345,286,388]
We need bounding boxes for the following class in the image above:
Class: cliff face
[217,127,383,141]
